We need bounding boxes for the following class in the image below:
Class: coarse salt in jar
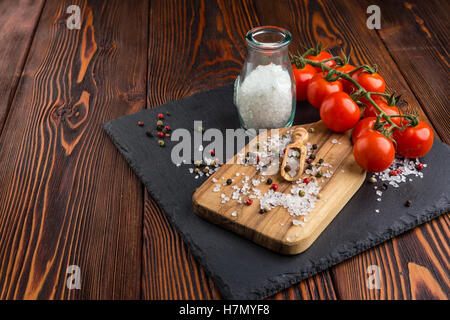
[234,26,296,131]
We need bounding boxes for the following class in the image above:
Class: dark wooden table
[0,0,448,300]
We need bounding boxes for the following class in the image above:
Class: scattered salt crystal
[331,139,338,144]
[286,237,292,242]
[189,168,193,174]
[376,190,383,197]
[231,211,237,217]
[377,198,381,202]
[375,209,380,213]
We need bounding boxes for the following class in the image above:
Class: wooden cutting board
[192,121,366,255]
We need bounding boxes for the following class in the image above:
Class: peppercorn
[194,160,202,167]
[210,149,215,156]
[259,208,265,214]
[266,178,273,185]
[303,177,310,184]
[156,125,163,131]
[158,140,165,147]
[165,133,170,137]
[157,132,164,138]
[368,176,377,183]
[226,178,232,185]
[203,166,210,173]
[194,168,199,173]
[256,142,260,150]
[306,158,313,164]
[315,170,323,178]
[285,165,291,172]
[271,184,278,191]
[405,200,412,207]
[416,163,424,170]
[299,190,305,197]
[145,130,153,137]
[210,160,216,166]
[138,121,144,126]
[158,113,164,119]
[312,144,318,150]
[382,183,388,190]
[390,170,398,176]
[316,193,322,199]
[245,199,253,206]
[166,111,171,116]
[164,125,170,132]
[156,120,163,126]
[318,158,324,164]
[309,154,316,160]
[306,164,313,170]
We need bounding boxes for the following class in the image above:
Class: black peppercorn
[318,158,324,164]
[309,154,316,160]
[405,200,412,207]
[226,178,232,185]
[266,178,273,185]
[312,144,318,150]
[145,130,153,137]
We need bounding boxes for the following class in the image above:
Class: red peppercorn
[245,199,253,206]
[158,113,164,119]
[157,132,164,138]
[271,184,278,191]
[210,149,215,156]
[256,156,260,163]
[137,121,144,126]
[397,169,402,174]
[416,163,424,170]
[390,170,398,176]
[303,177,310,184]
[283,148,286,153]
[164,125,170,131]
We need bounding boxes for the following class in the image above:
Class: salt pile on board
[235,63,293,129]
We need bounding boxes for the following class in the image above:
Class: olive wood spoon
[280,127,309,182]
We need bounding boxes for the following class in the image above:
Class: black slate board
[103,84,450,300]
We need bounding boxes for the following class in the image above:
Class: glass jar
[234,26,296,130]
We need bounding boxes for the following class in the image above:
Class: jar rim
[245,26,292,50]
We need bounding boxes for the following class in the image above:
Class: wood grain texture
[193,122,366,255]
[358,0,449,143]
[144,0,337,299]
[0,0,45,133]
[0,0,147,299]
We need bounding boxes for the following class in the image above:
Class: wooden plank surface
[0,0,147,299]
[0,0,45,133]
[359,0,449,143]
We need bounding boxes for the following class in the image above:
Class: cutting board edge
[193,167,367,255]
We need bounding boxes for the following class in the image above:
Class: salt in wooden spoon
[280,127,309,182]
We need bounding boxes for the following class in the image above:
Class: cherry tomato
[335,64,356,93]
[353,131,395,172]
[305,51,335,71]
[352,117,378,142]
[292,63,317,101]
[320,92,360,132]
[352,71,385,93]
[363,98,403,126]
[306,73,343,109]
[393,121,433,158]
